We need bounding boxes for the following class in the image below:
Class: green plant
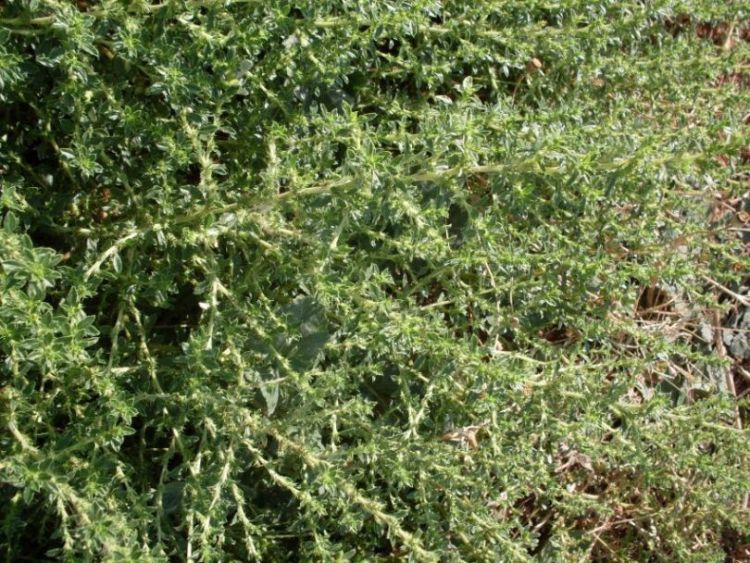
[1,0,749,560]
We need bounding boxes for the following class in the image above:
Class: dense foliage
[1,0,749,560]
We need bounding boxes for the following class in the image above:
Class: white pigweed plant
[1,0,749,561]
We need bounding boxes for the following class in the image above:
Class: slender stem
[0,15,55,27]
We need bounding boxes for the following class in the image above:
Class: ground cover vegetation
[1,0,750,560]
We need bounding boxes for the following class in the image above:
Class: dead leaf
[441,423,487,449]
[526,58,543,73]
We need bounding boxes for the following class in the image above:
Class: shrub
[1,0,749,560]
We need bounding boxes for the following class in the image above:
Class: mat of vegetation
[1,1,750,561]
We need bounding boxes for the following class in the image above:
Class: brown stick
[711,308,749,510]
